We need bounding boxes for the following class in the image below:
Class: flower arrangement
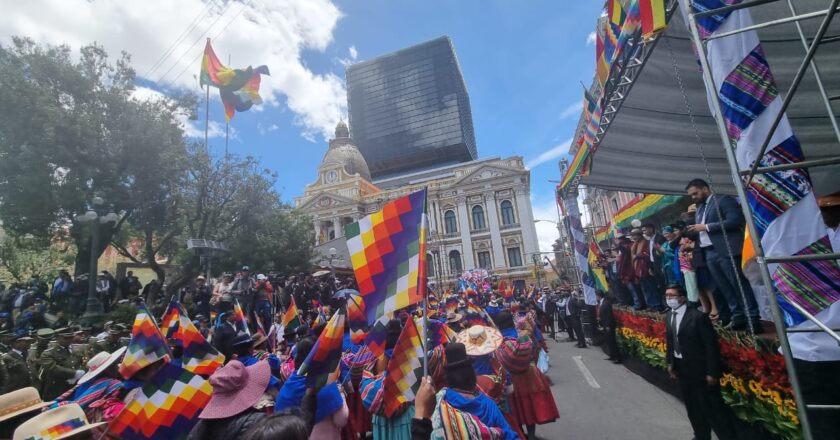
[614,307,801,440]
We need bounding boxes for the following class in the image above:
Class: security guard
[1,334,34,393]
[28,328,55,392]
[39,327,84,400]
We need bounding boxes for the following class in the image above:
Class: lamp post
[75,196,119,324]
[320,247,345,279]
[535,219,582,291]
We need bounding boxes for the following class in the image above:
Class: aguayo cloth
[687,0,840,360]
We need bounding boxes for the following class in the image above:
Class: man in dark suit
[596,290,620,363]
[685,178,760,332]
[666,285,736,440]
[567,292,587,348]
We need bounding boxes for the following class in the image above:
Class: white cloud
[257,122,280,135]
[586,31,597,46]
[525,137,573,170]
[338,44,359,67]
[559,102,581,120]
[348,45,357,60]
[531,198,562,253]
[0,0,347,142]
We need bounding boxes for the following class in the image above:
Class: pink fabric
[310,402,349,440]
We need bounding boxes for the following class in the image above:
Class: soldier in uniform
[28,328,55,393]
[0,330,12,354]
[1,334,34,393]
[91,324,126,354]
[39,327,84,400]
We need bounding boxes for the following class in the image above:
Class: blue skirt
[372,406,414,440]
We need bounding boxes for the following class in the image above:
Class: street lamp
[75,197,119,324]
[320,247,345,278]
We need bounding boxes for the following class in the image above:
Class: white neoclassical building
[295,122,541,289]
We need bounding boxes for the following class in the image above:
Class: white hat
[13,404,105,440]
[77,346,127,385]
[0,387,51,422]
[456,325,503,356]
[256,274,267,281]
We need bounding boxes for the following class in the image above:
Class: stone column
[332,216,341,238]
[314,220,322,246]
[456,196,475,270]
[515,189,539,258]
[483,192,506,269]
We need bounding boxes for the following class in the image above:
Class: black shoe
[605,357,616,361]
[612,359,622,364]
[564,337,576,342]
[577,344,588,348]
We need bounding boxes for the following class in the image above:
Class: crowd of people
[595,179,761,334]
[0,262,569,440]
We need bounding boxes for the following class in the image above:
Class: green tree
[0,38,194,277]
[0,233,75,282]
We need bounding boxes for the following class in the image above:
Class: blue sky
[202,1,602,249]
[2,0,604,250]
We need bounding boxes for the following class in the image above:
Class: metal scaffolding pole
[679,1,828,437]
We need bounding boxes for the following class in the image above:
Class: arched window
[471,205,486,230]
[444,210,458,234]
[449,250,462,274]
[500,200,516,225]
[426,253,435,277]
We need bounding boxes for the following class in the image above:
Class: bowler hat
[443,342,473,371]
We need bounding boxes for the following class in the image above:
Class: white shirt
[698,195,714,248]
[670,303,687,359]
[648,235,656,262]
[829,227,839,255]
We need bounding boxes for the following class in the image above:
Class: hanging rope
[664,35,758,346]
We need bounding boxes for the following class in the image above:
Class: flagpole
[422,186,430,377]
[225,54,231,156]
[204,85,210,156]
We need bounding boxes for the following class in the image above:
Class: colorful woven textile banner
[118,305,170,380]
[689,2,840,339]
[564,193,597,305]
[382,317,424,417]
[160,302,225,376]
[345,188,427,325]
[298,309,345,389]
[110,363,212,440]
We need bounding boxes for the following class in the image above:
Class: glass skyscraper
[346,36,478,180]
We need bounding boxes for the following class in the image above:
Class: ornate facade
[295,122,541,287]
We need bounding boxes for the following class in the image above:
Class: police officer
[39,327,84,400]
[1,334,35,393]
[28,328,55,393]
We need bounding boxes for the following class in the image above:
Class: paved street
[537,336,693,440]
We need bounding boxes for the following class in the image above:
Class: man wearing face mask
[665,285,736,440]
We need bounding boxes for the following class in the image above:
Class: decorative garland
[614,308,800,440]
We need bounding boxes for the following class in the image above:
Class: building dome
[321,120,371,182]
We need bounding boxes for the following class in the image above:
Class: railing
[500,223,520,231]
[471,228,490,234]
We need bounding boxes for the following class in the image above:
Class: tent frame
[679,0,840,438]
